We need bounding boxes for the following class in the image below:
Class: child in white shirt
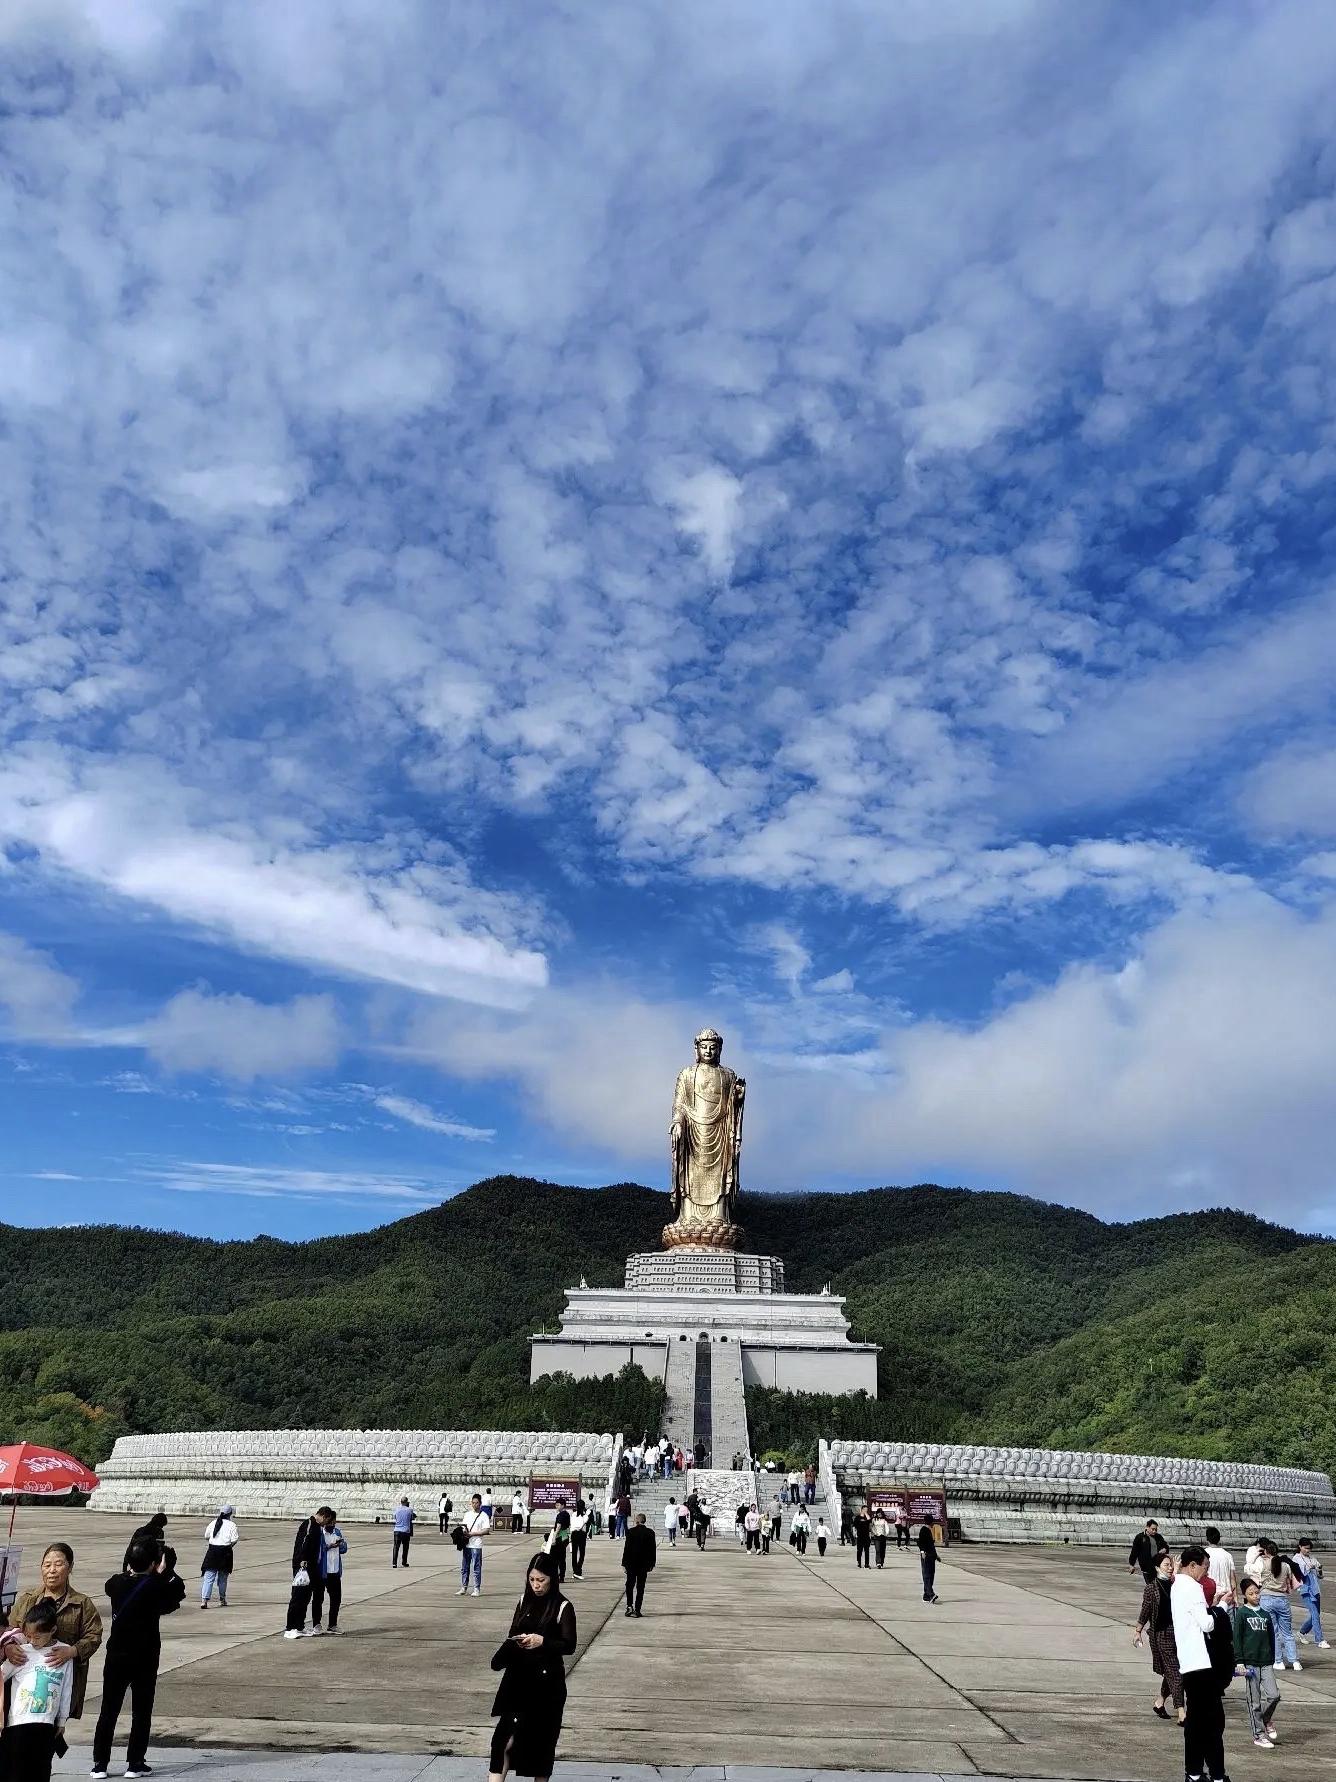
[1,1600,73,1782]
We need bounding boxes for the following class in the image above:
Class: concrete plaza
[13,1511,1333,1780]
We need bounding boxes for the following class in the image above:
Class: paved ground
[8,1512,1331,1779]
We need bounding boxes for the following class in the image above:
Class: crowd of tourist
[1128,1516,1328,1778]
[0,1487,1323,1782]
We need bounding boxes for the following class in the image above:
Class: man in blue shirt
[391,1498,416,1568]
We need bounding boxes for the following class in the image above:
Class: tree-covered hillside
[1,1177,1331,1478]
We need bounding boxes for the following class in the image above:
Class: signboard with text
[527,1476,581,1512]
[862,1485,950,1544]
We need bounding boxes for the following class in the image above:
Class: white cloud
[4,0,1336,1217]
[0,752,547,1005]
[374,1092,494,1141]
[0,934,80,1040]
[412,893,1336,1226]
[139,988,341,1081]
[1237,742,1336,839]
[136,1160,444,1205]
[664,465,744,581]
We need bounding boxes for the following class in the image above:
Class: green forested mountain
[1,1176,1332,1479]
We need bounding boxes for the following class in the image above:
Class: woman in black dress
[488,1553,577,1782]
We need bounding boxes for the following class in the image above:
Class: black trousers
[874,1537,888,1567]
[1182,1671,1225,1781]
[312,1573,342,1628]
[856,1537,871,1568]
[392,1531,412,1566]
[93,1651,160,1772]
[570,1531,587,1575]
[1,1723,58,1782]
[920,1550,937,1599]
[286,1580,314,1630]
[553,1539,567,1582]
[896,1526,909,1547]
[625,1567,648,1613]
[746,1528,761,1551]
[439,1512,448,1533]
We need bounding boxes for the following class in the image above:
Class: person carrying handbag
[283,1508,332,1638]
[457,1495,490,1597]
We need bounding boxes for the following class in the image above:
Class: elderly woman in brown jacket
[10,1541,104,1718]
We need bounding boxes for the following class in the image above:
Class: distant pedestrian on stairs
[918,1523,940,1603]
[622,1514,656,1618]
[664,1499,679,1547]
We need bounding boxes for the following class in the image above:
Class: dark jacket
[292,1516,325,1576]
[1129,1530,1169,1572]
[621,1525,657,1574]
[917,1525,937,1555]
[122,1519,168,1570]
[854,1512,872,1546]
[104,1568,186,1660]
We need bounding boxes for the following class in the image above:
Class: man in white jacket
[1172,1546,1225,1782]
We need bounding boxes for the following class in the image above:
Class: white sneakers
[471,1586,481,1596]
[1291,1660,1303,1671]
[282,1629,303,1640]
[456,1586,468,1596]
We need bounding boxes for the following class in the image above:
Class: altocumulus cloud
[3,0,1336,1224]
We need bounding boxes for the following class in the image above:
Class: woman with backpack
[1132,1548,1184,1723]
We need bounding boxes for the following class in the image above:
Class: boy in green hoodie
[1231,1576,1280,1747]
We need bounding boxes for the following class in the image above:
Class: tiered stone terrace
[829,1437,1336,1545]
[91,1429,615,1521]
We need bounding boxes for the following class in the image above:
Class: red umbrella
[0,1445,100,1500]
[0,1445,100,1598]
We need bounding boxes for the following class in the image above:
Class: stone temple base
[625,1250,785,1294]
[530,1251,878,1396]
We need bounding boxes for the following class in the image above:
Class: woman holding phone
[487,1552,577,1782]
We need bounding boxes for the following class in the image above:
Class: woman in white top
[200,1506,240,1608]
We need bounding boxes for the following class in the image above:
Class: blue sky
[5,0,1336,1241]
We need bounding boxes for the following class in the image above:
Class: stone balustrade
[90,1429,615,1521]
[826,1437,1336,1545]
